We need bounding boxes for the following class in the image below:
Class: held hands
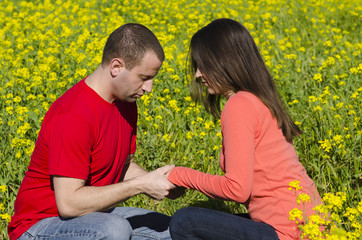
[139,164,177,200]
[164,167,186,199]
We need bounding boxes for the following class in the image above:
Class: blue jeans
[169,207,279,240]
[18,207,171,240]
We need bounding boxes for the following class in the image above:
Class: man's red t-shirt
[8,78,138,240]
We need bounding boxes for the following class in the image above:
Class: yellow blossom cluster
[0,185,11,227]
[289,182,362,240]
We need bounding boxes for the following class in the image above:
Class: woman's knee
[170,207,198,232]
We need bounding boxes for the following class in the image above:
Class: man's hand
[137,165,176,200]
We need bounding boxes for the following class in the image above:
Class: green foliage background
[0,0,361,238]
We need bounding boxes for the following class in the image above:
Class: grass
[0,0,361,238]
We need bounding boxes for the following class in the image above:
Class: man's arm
[53,164,175,219]
[121,154,148,181]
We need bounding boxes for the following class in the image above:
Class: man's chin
[119,97,138,103]
[130,96,140,102]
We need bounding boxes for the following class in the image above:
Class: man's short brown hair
[101,23,164,69]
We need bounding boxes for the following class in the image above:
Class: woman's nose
[195,69,202,78]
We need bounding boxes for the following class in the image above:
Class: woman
[167,18,322,240]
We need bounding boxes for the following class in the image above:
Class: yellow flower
[17,122,31,137]
[6,106,14,115]
[332,135,343,144]
[309,96,318,102]
[186,132,193,139]
[343,207,360,222]
[199,132,206,139]
[314,204,329,215]
[184,96,192,102]
[168,99,180,112]
[330,212,342,223]
[338,81,346,86]
[313,73,323,82]
[329,227,348,239]
[285,53,297,59]
[319,139,332,152]
[309,214,326,225]
[204,121,215,130]
[141,94,150,106]
[323,40,333,47]
[0,213,11,223]
[314,106,322,112]
[213,145,220,151]
[323,192,346,211]
[351,91,359,99]
[297,193,311,204]
[298,47,306,52]
[326,56,335,65]
[301,222,322,239]
[357,201,362,214]
[162,134,170,142]
[289,180,303,191]
[289,208,303,222]
[0,185,6,193]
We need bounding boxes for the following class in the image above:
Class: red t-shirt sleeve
[47,113,93,180]
[168,94,257,203]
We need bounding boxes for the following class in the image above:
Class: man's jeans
[169,207,280,240]
[18,207,171,240]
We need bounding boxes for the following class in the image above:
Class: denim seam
[132,231,168,240]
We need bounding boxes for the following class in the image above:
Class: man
[9,23,179,240]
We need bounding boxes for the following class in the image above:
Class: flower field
[0,0,361,239]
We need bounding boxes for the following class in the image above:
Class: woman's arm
[168,94,257,203]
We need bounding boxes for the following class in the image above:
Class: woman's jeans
[18,207,171,240]
[169,207,279,240]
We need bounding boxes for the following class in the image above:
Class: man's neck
[85,65,114,103]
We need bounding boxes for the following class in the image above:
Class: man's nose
[142,79,153,93]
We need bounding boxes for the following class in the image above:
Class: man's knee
[94,214,132,240]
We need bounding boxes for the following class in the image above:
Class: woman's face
[195,68,235,99]
[195,68,219,95]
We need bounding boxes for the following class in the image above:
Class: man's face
[111,51,162,102]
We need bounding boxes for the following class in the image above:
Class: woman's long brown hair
[188,18,302,142]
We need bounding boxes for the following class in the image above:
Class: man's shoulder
[45,79,96,124]
[54,79,87,108]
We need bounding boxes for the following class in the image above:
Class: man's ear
[110,58,125,77]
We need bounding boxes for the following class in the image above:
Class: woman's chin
[207,88,220,95]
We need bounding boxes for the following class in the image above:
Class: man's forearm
[121,154,148,181]
[122,162,148,181]
[53,176,145,218]
[53,165,175,219]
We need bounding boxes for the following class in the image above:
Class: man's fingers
[157,164,175,175]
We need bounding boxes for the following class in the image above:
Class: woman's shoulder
[222,91,255,118]
[222,91,269,119]
[226,91,264,109]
